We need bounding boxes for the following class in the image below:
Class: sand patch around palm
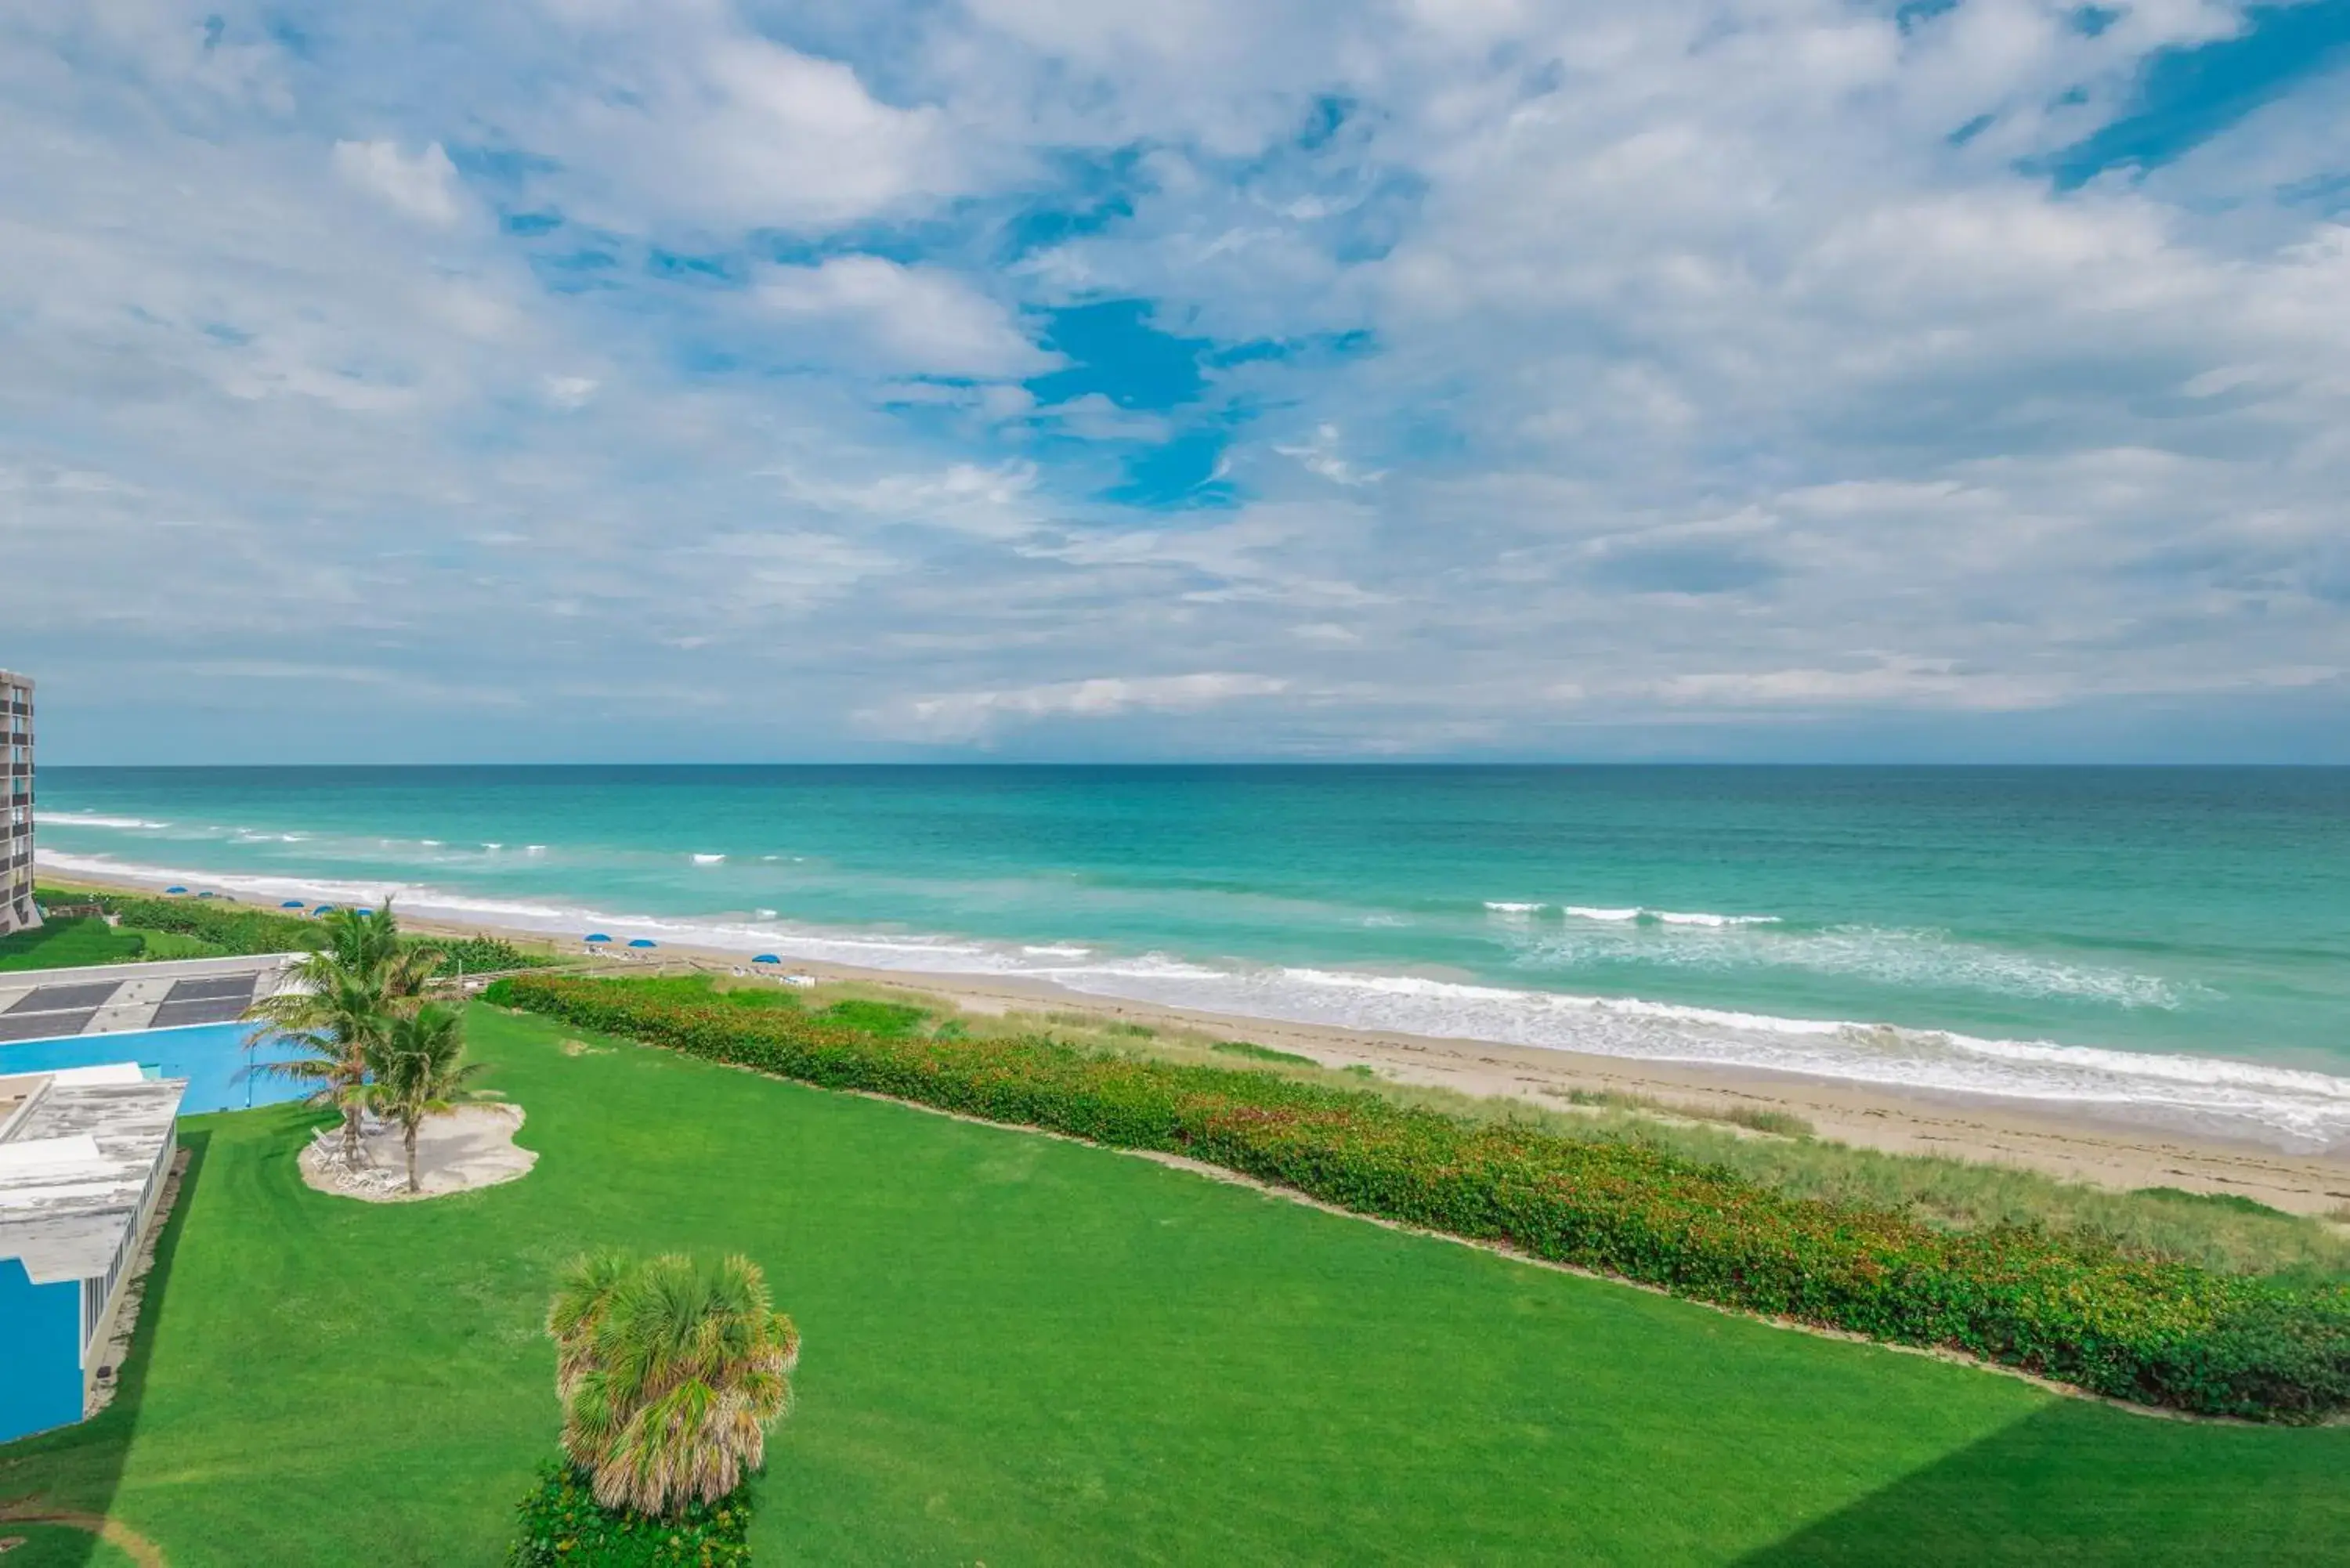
[298,1103,535,1202]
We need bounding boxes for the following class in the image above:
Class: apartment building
[2,670,33,938]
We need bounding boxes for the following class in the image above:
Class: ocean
[34,765,2350,1153]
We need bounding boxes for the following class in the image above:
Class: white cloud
[4,0,2348,760]
[1274,424,1385,486]
[549,16,983,233]
[756,256,1055,378]
[1650,658,2056,713]
[542,374,600,409]
[764,458,1046,539]
[866,672,1292,742]
[331,139,463,225]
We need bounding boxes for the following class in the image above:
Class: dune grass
[2,1001,2346,1564]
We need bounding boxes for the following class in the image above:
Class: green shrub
[99,894,324,954]
[507,1461,751,1566]
[815,999,929,1038]
[488,973,2350,1423]
[430,934,551,977]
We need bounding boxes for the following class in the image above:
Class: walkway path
[0,1501,168,1567]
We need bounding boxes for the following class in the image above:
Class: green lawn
[0,916,224,972]
[3,1006,2344,1566]
[0,918,146,972]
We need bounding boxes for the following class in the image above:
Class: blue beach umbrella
[197,891,215,899]
[280,900,306,909]
[627,938,657,949]
[164,886,187,894]
[313,905,338,916]
[753,954,781,964]
[584,933,612,945]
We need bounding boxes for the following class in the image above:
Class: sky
[4,0,2348,764]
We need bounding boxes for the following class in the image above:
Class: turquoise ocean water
[34,766,2350,1152]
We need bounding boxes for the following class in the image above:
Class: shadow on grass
[1738,1396,2350,1567]
[0,1129,211,1568]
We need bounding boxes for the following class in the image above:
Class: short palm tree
[365,1003,487,1194]
[244,901,441,1163]
[548,1251,800,1518]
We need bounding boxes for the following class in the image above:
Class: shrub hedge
[507,1462,752,1566]
[431,934,550,977]
[487,973,2350,1422]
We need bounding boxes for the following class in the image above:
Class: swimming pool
[0,1021,310,1115]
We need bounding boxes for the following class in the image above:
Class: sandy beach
[44,864,2350,1219]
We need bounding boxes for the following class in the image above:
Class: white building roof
[0,1068,183,1284]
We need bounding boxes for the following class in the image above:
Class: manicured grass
[0,913,240,971]
[0,917,146,972]
[2,1006,2345,1565]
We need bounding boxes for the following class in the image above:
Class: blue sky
[4,0,2348,762]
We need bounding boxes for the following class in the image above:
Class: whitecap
[692,853,726,865]
[1484,901,1544,914]
[45,812,172,830]
[1564,905,1642,922]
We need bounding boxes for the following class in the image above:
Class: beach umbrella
[354,907,375,916]
[313,905,338,916]
[584,933,612,944]
[627,938,657,949]
[164,886,187,894]
[753,954,782,964]
[280,900,306,909]
[197,891,215,899]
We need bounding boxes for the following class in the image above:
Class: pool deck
[0,954,302,1043]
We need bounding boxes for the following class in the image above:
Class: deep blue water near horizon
[33,764,2350,1151]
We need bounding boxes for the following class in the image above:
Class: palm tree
[244,901,441,1164]
[548,1252,800,1518]
[365,1003,487,1194]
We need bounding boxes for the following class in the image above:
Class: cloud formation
[1,0,2345,761]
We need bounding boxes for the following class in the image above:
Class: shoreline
[39,862,2350,1219]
